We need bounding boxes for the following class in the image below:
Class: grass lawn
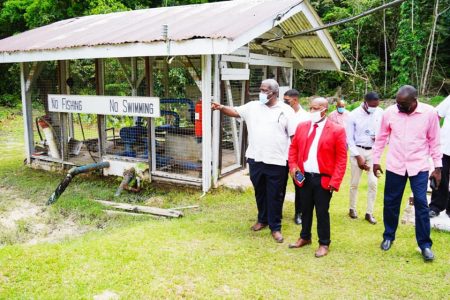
[0,110,449,299]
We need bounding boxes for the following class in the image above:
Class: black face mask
[397,103,412,113]
[284,100,290,106]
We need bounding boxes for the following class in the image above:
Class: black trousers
[294,179,302,216]
[248,159,288,232]
[299,173,332,245]
[430,154,450,214]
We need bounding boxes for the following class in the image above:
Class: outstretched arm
[211,102,240,118]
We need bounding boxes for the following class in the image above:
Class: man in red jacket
[288,97,347,257]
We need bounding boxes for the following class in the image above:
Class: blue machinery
[118,98,201,171]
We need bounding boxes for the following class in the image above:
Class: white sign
[48,94,160,117]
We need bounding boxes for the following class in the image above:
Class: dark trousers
[430,154,450,214]
[299,173,332,246]
[248,159,287,232]
[383,171,432,250]
[294,179,302,216]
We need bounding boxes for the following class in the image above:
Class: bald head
[311,97,329,110]
[336,99,346,108]
[396,85,418,114]
[397,85,418,100]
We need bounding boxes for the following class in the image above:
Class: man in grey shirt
[346,92,383,224]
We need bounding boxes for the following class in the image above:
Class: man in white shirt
[429,95,450,218]
[283,89,310,225]
[211,79,294,243]
[346,92,383,224]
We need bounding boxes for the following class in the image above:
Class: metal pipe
[47,161,110,205]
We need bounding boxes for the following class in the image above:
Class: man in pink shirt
[328,99,349,127]
[372,85,442,261]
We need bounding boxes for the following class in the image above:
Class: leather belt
[357,145,372,150]
[305,172,321,177]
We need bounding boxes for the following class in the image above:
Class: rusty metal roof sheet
[0,0,342,69]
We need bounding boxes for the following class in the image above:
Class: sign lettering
[48,94,160,118]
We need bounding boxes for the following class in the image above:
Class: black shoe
[380,239,393,251]
[429,210,439,218]
[365,213,377,225]
[349,209,358,219]
[421,248,435,261]
[294,213,302,225]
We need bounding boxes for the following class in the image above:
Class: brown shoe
[365,213,377,224]
[315,245,329,258]
[251,222,267,231]
[288,238,312,248]
[271,231,284,243]
[349,209,358,219]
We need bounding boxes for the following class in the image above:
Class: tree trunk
[421,0,440,95]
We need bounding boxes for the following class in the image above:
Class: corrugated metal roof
[0,0,342,70]
[0,0,302,52]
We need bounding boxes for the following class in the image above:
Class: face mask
[310,110,324,123]
[397,103,412,113]
[259,92,269,105]
[284,100,290,106]
[367,107,376,114]
[337,107,345,114]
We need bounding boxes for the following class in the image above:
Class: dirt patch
[0,186,91,247]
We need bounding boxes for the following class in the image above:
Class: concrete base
[402,194,450,232]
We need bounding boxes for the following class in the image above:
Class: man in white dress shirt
[211,79,294,243]
[429,95,450,218]
[283,89,310,225]
[346,92,383,224]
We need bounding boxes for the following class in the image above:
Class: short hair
[261,79,279,93]
[397,85,418,98]
[284,89,300,97]
[365,92,379,101]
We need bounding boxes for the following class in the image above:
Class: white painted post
[212,55,221,187]
[20,63,34,164]
[66,61,74,138]
[96,58,107,157]
[201,55,212,192]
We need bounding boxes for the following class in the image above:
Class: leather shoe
[288,238,311,248]
[271,231,284,243]
[315,245,329,258]
[429,210,439,218]
[380,239,393,251]
[349,209,358,219]
[251,222,267,231]
[421,248,435,261]
[365,213,377,224]
[294,213,302,225]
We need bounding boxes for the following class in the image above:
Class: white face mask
[367,107,376,114]
[259,92,269,104]
[310,110,324,123]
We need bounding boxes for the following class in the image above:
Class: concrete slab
[217,169,252,192]
[402,194,450,232]
[217,169,296,202]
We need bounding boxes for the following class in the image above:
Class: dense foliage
[0,0,448,106]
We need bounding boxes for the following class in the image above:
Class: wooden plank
[221,74,250,81]
[94,200,183,218]
[104,210,160,218]
[169,205,200,210]
[220,68,250,76]
[221,55,250,64]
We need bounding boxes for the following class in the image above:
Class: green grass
[0,109,449,299]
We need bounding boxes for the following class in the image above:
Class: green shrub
[0,94,20,107]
